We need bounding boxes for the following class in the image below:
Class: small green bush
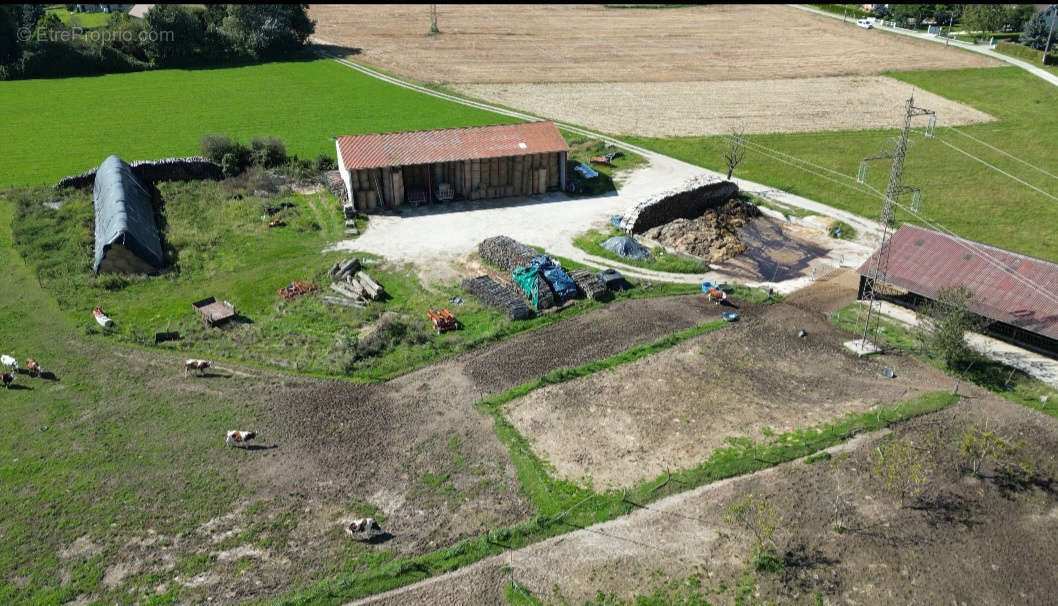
[251,136,287,168]
[315,153,337,171]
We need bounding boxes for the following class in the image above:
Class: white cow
[1,354,18,374]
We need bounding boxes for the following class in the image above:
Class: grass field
[46,7,113,28]
[627,67,1058,262]
[0,58,518,187]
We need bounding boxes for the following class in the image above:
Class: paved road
[789,5,1058,90]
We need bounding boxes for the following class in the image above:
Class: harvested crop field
[359,394,1058,605]
[310,4,997,84]
[451,77,996,136]
[506,276,955,489]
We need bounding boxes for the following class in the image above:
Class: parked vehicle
[856,18,873,29]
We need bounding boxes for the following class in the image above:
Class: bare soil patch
[453,76,996,136]
[507,287,954,489]
[356,396,1058,605]
[81,294,719,603]
[311,5,997,84]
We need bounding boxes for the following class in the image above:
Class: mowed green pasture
[0,58,518,187]
[627,68,1058,262]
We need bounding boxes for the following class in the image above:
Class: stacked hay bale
[462,276,531,320]
[569,269,608,300]
[478,236,538,271]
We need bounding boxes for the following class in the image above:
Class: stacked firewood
[569,269,608,301]
[478,236,538,271]
[462,275,530,320]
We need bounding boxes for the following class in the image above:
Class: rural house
[334,121,569,211]
[92,155,164,275]
[857,224,1058,356]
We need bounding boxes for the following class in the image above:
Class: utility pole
[852,95,936,355]
[842,4,848,24]
[429,4,439,34]
[1044,5,1057,65]
[946,13,953,47]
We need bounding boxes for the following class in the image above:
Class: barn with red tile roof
[857,224,1058,355]
[334,121,569,210]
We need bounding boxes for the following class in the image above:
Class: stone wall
[619,176,739,234]
[56,157,222,190]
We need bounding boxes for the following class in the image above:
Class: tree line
[0,4,316,80]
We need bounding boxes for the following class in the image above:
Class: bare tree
[429,4,439,34]
[723,128,747,180]
[873,436,933,507]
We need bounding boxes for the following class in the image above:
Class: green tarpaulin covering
[512,266,541,309]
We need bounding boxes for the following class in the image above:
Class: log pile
[462,275,530,320]
[323,259,384,308]
[569,269,608,300]
[328,258,362,281]
[478,236,538,271]
[534,274,556,310]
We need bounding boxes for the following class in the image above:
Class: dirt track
[311,4,997,84]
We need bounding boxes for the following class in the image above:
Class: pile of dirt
[642,197,761,263]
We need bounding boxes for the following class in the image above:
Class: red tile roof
[335,122,569,170]
[857,224,1058,341]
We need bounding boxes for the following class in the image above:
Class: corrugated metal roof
[336,122,569,170]
[857,224,1058,340]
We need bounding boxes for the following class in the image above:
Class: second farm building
[335,121,569,210]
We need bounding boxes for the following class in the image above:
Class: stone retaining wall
[56,157,222,189]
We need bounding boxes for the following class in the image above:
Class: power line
[740,142,886,201]
[889,199,1058,308]
[944,126,1058,183]
[931,136,1058,203]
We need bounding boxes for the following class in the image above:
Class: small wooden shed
[334,122,569,211]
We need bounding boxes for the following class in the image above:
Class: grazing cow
[1,354,17,374]
[184,359,213,377]
[2,372,12,389]
[226,430,257,448]
[346,518,383,540]
[25,358,42,377]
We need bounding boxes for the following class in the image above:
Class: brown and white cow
[25,358,41,377]
[226,430,257,448]
[184,359,213,377]
[346,518,383,540]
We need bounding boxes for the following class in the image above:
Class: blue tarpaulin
[528,255,578,302]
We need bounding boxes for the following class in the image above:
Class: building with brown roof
[334,121,569,210]
[857,224,1058,355]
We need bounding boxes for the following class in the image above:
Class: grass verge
[572,228,710,274]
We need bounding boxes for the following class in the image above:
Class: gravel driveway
[328,151,706,282]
